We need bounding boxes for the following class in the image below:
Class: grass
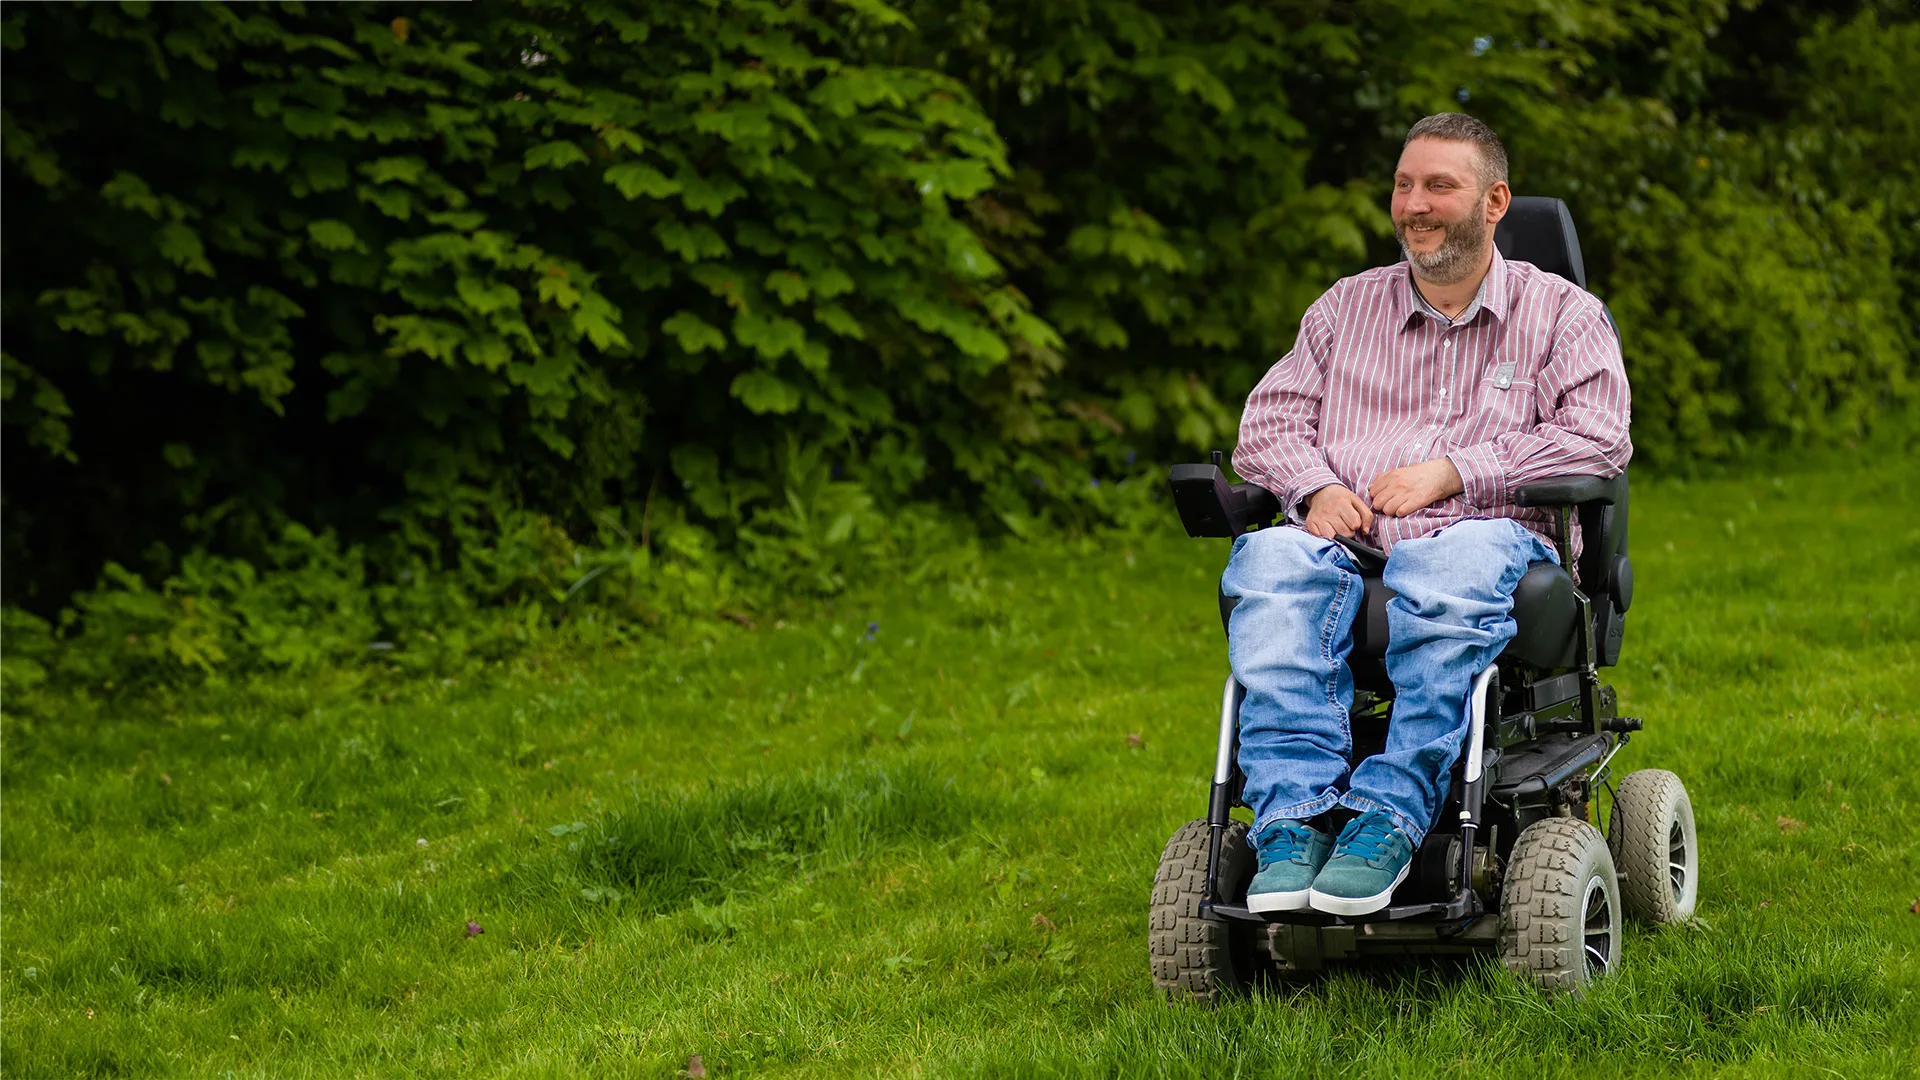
[3,457,1917,1078]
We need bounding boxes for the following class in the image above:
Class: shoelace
[1257,822,1321,865]
[1335,813,1402,863]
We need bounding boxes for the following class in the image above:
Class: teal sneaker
[1245,820,1333,913]
[1308,811,1416,916]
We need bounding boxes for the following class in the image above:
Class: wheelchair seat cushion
[1349,561,1578,670]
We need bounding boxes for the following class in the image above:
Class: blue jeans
[1221,518,1557,844]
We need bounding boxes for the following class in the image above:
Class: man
[1225,113,1631,917]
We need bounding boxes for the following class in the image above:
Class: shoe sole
[1308,862,1412,916]
[1245,887,1312,913]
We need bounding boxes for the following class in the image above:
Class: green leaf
[827,0,911,28]
[680,172,747,216]
[454,277,522,316]
[733,312,807,361]
[356,183,414,220]
[101,172,163,218]
[813,304,866,340]
[810,70,907,118]
[425,210,488,231]
[360,156,429,185]
[662,311,726,354]
[908,159,994,200]
[691,105,773,143]
[232,145,291,173]
[599,126,645,155]
[604,162,681,201]
[461,336,512,370]
[524,141,591,171]
[571,293,629,352]
[536,271,582,309]
[730,369,801,414]
[656,220,730,262]
[808,266,854,298]
[156,222,214,276]
[306,219,360,251]
[765,270,810,305]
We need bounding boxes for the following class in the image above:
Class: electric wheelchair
[1150,198,1700,999]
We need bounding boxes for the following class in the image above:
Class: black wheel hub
[1581,877,1614,978]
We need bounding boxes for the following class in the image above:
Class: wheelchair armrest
[1512,473,1624,508]
[1168,463,1282,538]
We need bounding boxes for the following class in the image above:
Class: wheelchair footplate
[1201,889,1499,972]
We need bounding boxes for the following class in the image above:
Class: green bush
[2,0,1061,601]
[1499,2,1920,466]
[2,0,1913,692]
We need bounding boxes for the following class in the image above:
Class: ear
[1484,180,1512,225]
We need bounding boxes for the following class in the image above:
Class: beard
[1395,208,1490,285]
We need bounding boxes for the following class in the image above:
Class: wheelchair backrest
[1496,197,1629,607]
[1494,196,1587,289]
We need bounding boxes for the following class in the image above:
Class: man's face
[1392,138,1497,285]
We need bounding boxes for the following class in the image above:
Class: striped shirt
[1232,248,1632,557]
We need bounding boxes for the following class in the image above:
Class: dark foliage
[2,0,1913,687]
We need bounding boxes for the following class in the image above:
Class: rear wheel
[1499,818,1622,993]
[1608,769,1699,924]
[1150,819,1264,1002]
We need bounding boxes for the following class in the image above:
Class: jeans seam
[1320,569,1349,709]
[1324,569,1355,761]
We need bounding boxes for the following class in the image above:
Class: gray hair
[1404,113,1509,190]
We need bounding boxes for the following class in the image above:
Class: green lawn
[4,460,1917,1078]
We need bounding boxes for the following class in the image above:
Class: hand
[1369,457,1464,517]
[1303,484,1375,539]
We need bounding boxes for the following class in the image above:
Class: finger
[1336,501,1362,532]
[1305,518,1330,539]
[1357,498,1376,530]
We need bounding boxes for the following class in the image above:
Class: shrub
[2,0,1913,692]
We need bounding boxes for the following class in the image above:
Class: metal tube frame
[1557,504,1602,735]
[1204,674,1244,904]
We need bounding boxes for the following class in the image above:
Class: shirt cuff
[1281,467,1345,523]
[1447,444,1507,509]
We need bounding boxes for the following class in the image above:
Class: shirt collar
[1400,246,1510,329]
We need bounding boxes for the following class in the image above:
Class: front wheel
[1499,817,1622,993]
[1609,769,1699,924]
[1149,819,1263,1002]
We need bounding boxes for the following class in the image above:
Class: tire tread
[1498,817,1620,993]
[1608,768,1697,924]
[1149,819,1250,1002]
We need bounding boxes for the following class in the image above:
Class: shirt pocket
[1460,373,1538,443]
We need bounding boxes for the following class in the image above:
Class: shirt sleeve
[1446,297,1632,509]
[1232,286,1345,520]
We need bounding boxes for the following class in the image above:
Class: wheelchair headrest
[1495,196,1587,290]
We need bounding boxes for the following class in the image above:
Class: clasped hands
[1302,457,1464,540]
